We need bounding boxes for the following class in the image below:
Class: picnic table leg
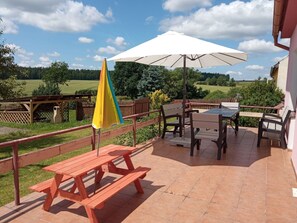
[123,155,144,194]
[85,207,100,223]
[43,174,63,211]
[74,176,89,199]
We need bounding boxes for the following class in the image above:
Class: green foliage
[32,62,70,96]
[0,75,26,99]
[239,79,284,107]
[149,90,170,109]
[112,62,149,99]
[75,89,97,96]
[42,61,70,88]
[114,123,158,146]
[137,66,165,97]
[204,90,227,100]
[32,83,61,96]
[0,25,26,99]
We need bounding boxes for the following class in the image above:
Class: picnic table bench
[30,144,150,223]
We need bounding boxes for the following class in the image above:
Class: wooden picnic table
[30,144,150,223]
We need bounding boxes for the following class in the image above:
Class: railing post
[92,127,96,151]
[132,117,137,146]
[12,143,20,205]
[159,110,161,137]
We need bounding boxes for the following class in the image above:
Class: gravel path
[0,127,25,135]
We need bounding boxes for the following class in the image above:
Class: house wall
[277,56,289,94]
[286,25,297,172]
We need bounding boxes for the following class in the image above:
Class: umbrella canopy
[108,31,247,68]
[108,31,247,127]
[92,58,123,129]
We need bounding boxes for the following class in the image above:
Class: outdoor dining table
[30,144,150,223]
[203,108,240,134]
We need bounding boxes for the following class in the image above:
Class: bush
[75,89,97,96]
[32,83,61,96]
[149,90,170,109]
[204,90,227,100]
[114,121,159,146]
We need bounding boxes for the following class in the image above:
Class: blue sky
[0,0,289,80]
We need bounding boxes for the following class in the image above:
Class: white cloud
[71,63,85,69]
[48,51,60,57]
[0,0,113,33]
[5,43,36,66]
[93,55,103,62]
[226,71,243,76]
[39,56,51,67]
[273,55,287,63]
[145,16,154,24]
[238,39,283,53]
[78,37,94,44]
[107,37,127,47]
[160,0,273,40]
[245,65,264,70]
[99,46,120,55]
[163,0,212,12]
[75,57,84,61]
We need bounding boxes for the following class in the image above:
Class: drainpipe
[273,0,289,51]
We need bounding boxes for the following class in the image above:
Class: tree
[137,66,166,97]
[42,61,69,88]
[32,61,69,96]
[0,22,26,99]
[112,62,149,99]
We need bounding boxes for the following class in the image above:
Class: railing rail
[0,103,281,206]
[0,110,160,205]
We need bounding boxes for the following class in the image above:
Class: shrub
[149,90,170,109]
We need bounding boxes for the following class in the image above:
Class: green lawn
[20,80,99,96]
[22,80,250,96]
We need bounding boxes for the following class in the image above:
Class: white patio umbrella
[108,31,247,126]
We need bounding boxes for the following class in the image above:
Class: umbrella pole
[182,55,187,129]
[97,128,101,157]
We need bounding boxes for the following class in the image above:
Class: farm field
[20,80,99,96]
[21,80,250,96]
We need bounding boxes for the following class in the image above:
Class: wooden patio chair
[257,106,292,148]
[161,103,183,138]
[220,102,240,134]
[190,113,227,160]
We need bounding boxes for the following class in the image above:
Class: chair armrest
[260,117,282,125]
[164,114,182,119]
[185,109,199,115]
[263,113,281,119]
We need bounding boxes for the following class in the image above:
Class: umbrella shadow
[152,127,274,167]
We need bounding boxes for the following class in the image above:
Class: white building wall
[277,56,289,94]
[286,25,297,171]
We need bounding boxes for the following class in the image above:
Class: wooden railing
[0,110,160,206]
[0,103,281,206]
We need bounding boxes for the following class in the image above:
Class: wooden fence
[0,102,280,206]
[0,110,160,206]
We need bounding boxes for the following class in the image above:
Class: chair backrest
[161,103,183,117]
[280,106,291,126]
[190,113,222,131]
[220,102,240,110]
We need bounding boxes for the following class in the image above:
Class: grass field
[20,80,99,96]
[21,80,249,96]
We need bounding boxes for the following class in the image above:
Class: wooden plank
[19,146,60,167]
[0,157,13,174]
[59,136,92,154]
[136,117,159,129]
[82,167,150,209]
[30,175,72,192]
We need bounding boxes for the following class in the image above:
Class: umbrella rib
[135,55,172,65]
[170,55,183,68]
[186,55,204,67]
[218,53,246,62]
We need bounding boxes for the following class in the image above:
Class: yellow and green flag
[92,58,123,129]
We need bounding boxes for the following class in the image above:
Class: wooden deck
[1,127,297,223]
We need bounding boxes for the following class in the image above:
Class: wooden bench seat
[30,175,72,193]
[81,166,150,209]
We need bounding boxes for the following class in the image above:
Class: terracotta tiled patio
[1,127,297,223]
